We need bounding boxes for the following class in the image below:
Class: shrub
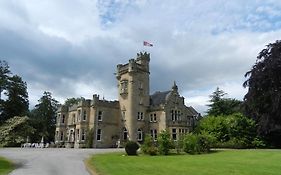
[183,133,214,154]
[252,137,266,148]
[158,130,172,155]
[146,146,158,156]
[141,135,154,154]
[125,141,139,156]
[183,134,200,154]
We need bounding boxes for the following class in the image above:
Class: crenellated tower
[116,52,150,141]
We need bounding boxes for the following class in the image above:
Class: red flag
[143,41,153,47]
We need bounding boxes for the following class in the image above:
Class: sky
[1,0,281,114]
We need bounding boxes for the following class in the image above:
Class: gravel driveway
[0,148,123,175]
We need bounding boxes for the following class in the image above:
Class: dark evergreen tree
[1,75,29,122]
[0,60,11,100]
[30,91,59,142]
[243,40,281,147]
[207,87,242,116]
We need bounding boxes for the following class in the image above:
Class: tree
[64,97,83,107]
[243,40,281,147]
[30,92,59,142]
[158,130,172,155]
[0,60,11,100]
[207,87,242,116]
[0,116,35,147]
[197,113,257,148]
[1,75,29,122]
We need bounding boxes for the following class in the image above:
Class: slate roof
[150,91,171,106]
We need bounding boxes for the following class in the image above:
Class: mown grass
[88,149,281,175]
[0,156,14,175]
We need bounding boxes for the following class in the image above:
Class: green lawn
[88,150,281,175]
[0,157,14,175]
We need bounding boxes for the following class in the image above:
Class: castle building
[55,52,199,148]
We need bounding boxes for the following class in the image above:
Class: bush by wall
[125,141,139,156]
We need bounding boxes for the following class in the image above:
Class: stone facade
[55,52,200,148]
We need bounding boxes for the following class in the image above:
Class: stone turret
[116,52,150,141]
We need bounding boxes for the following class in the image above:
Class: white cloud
[1,0,281,114]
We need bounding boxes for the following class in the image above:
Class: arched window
[123,128,128,140]
[137,129,143,141]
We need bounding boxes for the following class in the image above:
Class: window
[139,81,143,89]
[150,129,157,141]
[78,110,81,121]
[120,80,128,94]
[98,111,103,121]
[77,129,80,142]
[56,131,59,140]
[171,110,174,121]
[139,97,143,105]
[172,128,177,140]
[137,112,143,120]
[60,131,64,141]
[137,129,143,141]
[153,114,157,122]
[72,114,76,124]
[83,110,87,121]
[96,129,102,141]
[121,111,126,121]
[61,114,65,123]
[123,128,128,140]
[81,129,86,141]
[70,130,74,142]
[171,110,180,121]
[150,113,157,122]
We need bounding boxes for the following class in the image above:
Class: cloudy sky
[1,0,281,114]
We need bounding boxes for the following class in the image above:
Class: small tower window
[137,129,143,141]
[83,110,87,121]
[120,80,128,94]
[98,111,103,121]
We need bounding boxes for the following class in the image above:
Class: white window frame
[137,129,143,141]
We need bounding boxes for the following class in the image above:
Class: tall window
[137,129,143,141]
[150,129,157,141]
[77,129,80,142]
[121,111,126,121]
[81,129,86,141]
[139,81,143,89]
[83,110,87,121]
[60,131,64,141]
[150,114,157,122]
[78,110,81,121]
[171,110,181,121]
[72,114,76,124]
[96,129,102,141]
[172,128,177,140]
[61,114,65,123]
[120,80,128,94]
[137,112,143,120]
[56,131,59,140]
[98,111,103,121]
[123,128,128,140]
